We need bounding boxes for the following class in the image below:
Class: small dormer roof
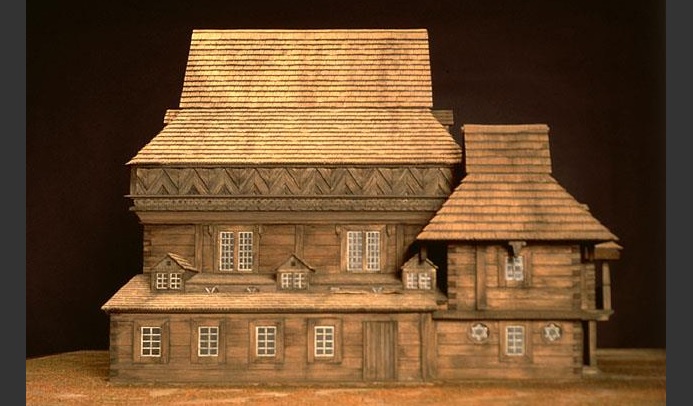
[401,255,439,272]
[275,254,317,273]
[154,253,198,272]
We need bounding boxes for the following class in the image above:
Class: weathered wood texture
[178,29,434,109]
[446,244,591,311]
[129,111,461,166]
[435,320,583,380]
[418,125,617,241]
[143,223,419,274]
[108,313,424,384]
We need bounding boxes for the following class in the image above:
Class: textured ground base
[26,349,665,405]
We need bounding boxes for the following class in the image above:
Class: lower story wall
[434,320,584,380]
[109,312,426,384]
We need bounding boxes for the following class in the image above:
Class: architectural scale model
[102,29,621,384]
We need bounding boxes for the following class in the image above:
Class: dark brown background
[27,0,665,357]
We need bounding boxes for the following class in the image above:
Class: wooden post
[602,262,612,310]
[195,224,204,270]
[475,246,487,310]
[588,320,598,369]
[295,225,304,258]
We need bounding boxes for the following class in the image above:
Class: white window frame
[197,326,219,357]
[280,273,293,289]
[255,326,277,357]
[155,273,168,289]
[314,325,335,358]
[505,255,525,281]
[140,326,162,357]
[405,273,418,289]
[218,230,254,272]
[505,325,525,356]
[346,230,381,272]
[418,272,432,290]
[168,273,182,290]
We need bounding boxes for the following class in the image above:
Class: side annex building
[102,29,621,384]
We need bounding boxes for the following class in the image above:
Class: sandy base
[26,349,665,405]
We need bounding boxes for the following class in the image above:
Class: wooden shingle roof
[417,124,618,241]
[180,29,433,108]
[127,109,461,165]
[101,275,441,313]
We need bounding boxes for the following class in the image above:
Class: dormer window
[150,253,197,292]
[401,255,438,291]
[155,272,183,290]
[275,254,315,291]
[279,272,308,290]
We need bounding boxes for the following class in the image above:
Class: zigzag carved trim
[132,167,455,197]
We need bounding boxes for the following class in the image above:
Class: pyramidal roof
[418,124,618,241]
[127,29,461,166]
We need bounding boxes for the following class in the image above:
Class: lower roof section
[102,275,443,314]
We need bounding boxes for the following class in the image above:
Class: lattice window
[219,231,235,271]
[418,273,432,290]
[280,273,293,289]
[347,231,363,271]
[198,326,219,357]
[347,230,380,272]
[141,327,162,357]
[366,231,380,271]
[155,273,168,289]
[505,255,524,281]
[168,273,182,290]
[314,326,335,357]
[505,325,525,356]
[405,273,418,289]
[293,272,306,289]
[238,231,254,271]
[256,326,277,357]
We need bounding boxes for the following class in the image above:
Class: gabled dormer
[275,254,316,291]
[401,255,438,291]
[150,253,198,292]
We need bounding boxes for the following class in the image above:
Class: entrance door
[363,321,397,381]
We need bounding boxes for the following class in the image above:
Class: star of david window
[542,323,562,342]
[469,323,490,343]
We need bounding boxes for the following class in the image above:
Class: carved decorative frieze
[131,167,456,197]
[131,197,447,212]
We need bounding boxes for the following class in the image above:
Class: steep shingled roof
[128,109,461,165]
[417,124,618,241]
[127,29,461,166]
[179,29,433,108]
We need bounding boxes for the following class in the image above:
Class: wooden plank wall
[447,244,585,311]
[108,313,423,384]
[435,320,583,380]
[143,223,420,274]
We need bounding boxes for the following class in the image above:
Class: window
[256,326,277,357]
[505,255,524,281]
[307,318,342,363]
[141,327,161,357]
[198,326,219,357]
[218,230,255,272]
[404,271,434,290]
[280,272,308,290]
[249,320,284,364]
[346,230,381,272]
[505,325,525,356]
[134,320,169,363]
[154,273,183,290]
[314,326,335,358]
